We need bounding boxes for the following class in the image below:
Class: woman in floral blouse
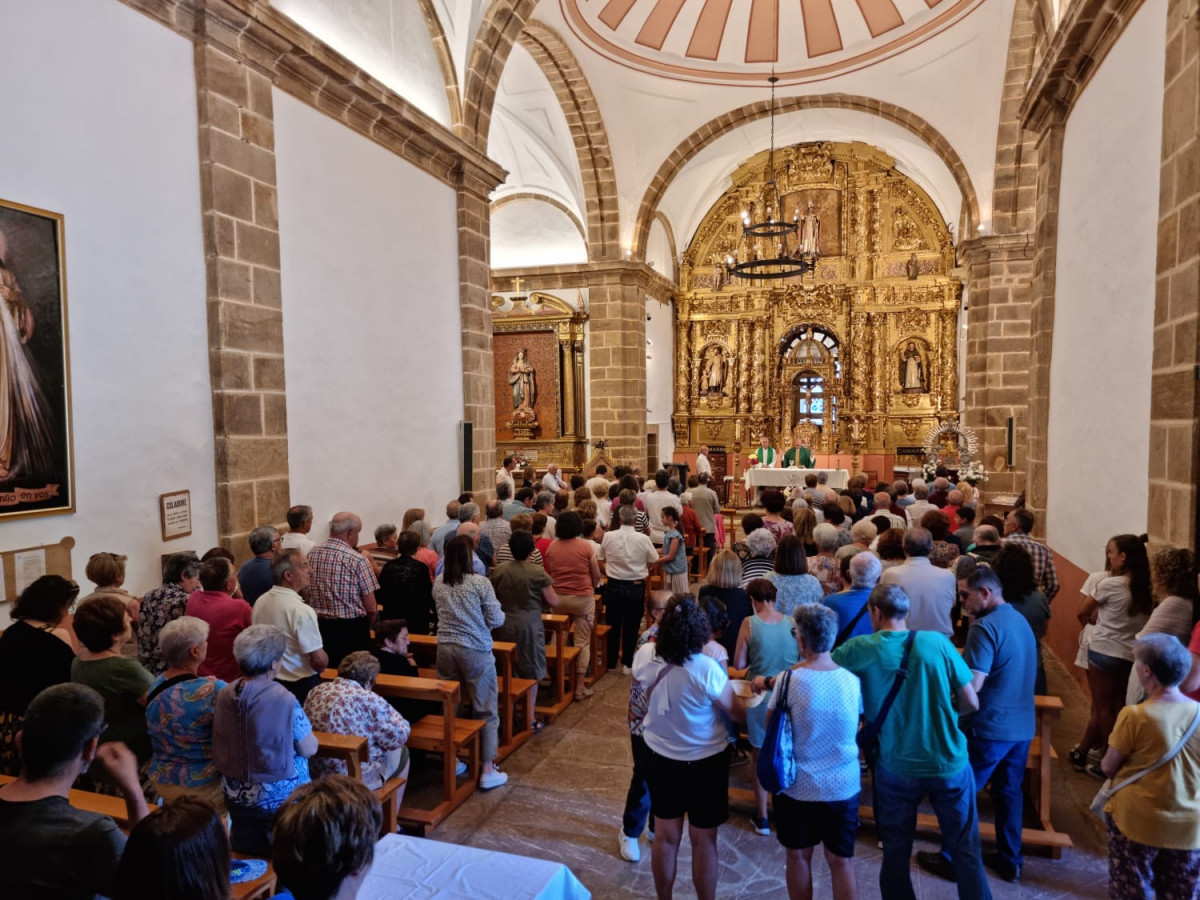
[304,651,410,796]
[146,616,225,810]
[137,553,201,675]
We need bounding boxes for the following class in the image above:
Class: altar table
[744,467,850,496]
[358,833,591,900]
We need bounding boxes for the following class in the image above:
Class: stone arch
[415,0,463,129]
[649,212,679,281]
[460,0,538,147]
[491,192,588,244]
[631,96,979,260]
[990,0,1042,236]
[517,21,621,260]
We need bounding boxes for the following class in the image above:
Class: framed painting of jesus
[0,198,74,519]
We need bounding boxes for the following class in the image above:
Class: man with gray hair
[458,502,495,571]
[967,524,1002,564]
[480,499,512,556]
[824,551,883,646]
[873,492,906,530]
[535,490,557,539]
[906,484,938,527]
[306,512,379,667]
[833,583,987,898]
[431,500,461,555]
[929,476,951,509]
[253,549,328,702]
[239,525,281,607]
[879,527,957,637]
[186,557,252,682]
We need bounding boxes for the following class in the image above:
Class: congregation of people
[0,458,1198,900]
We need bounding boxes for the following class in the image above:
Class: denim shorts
[1088,649,1133,673]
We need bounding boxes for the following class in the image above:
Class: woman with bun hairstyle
[1071,534,1153,776]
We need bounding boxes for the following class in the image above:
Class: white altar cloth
[744,467,850,494]
[358,833,591,900]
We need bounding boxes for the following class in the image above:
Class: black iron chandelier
[723,76,819,282]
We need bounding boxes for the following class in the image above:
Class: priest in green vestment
[783,437,815,468]
[751,435,778,467]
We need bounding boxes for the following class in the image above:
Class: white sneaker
[479,769,508,790]
[621,666,633,676]
[619,829,641,862]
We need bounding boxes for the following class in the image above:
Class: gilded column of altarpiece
[673,141,963,463]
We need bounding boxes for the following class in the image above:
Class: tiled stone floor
[421,652,1110,898]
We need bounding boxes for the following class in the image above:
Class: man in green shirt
[782,437,815,469]
[832,584,991,899]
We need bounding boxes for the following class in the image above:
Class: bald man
[435,521,487,576]
[306,511,380,666]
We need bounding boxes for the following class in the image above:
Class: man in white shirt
[495,455,517,495]
[690,473,721,564]
[251,549,329,701]
[281,505,317,557]
[878,527,957,636]
[542,463,567,493]
[873,492,908,530]
[585,465,612,496]
[639,470,682,548]
[599,505,659,673]
[905,485,938,527]
[695,445,712,479]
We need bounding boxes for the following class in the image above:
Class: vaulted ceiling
[269,0,1028,269]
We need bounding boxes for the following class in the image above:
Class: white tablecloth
[359,833,591,900]
[745,467,850,492]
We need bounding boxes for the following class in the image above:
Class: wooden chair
[322,669,482,835]
[537,613,578,720]
[686,527,709,581]
[587,591,611,687]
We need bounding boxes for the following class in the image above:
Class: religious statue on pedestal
[702,346,726,395]
[900,342,926,393]
[509,348,536,412]
[797,201,821,256]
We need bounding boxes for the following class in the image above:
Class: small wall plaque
[160,490,192,541]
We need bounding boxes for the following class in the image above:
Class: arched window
[782,326,840,378]
[793,370,835,429]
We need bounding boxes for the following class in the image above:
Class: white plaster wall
[490,201,588,269]
[646,298,675,464]
[645,219,675,282]
[1046,0,1165,567]
[274,90,462,542]
[272,0,453,128]
[0,0,216,616]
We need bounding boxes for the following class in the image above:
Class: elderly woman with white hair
[213,624,317,855]
[1101,633,1200,898]
[146,616,227,810]
[304,650,410,798]
[740,526,778,586]
[824,552,883,647]
[758,604,862,900]
[809,523,844,597]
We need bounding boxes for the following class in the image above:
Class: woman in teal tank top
[733,577,800,834]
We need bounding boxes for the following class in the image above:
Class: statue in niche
[892,207,925,252]
[509,348,537,415]
[900,342,926,393]
[702,345,727,394]
[906,253,920,280]
[798,201,822,256]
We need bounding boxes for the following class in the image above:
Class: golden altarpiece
[673,141,962,467]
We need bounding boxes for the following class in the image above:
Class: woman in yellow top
[1101,633,1200,897]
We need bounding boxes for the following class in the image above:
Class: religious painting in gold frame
[0,199,74,520]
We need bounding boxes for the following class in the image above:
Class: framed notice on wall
[160,490,192,541]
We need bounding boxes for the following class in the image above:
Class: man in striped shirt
[1002,508,1060,603]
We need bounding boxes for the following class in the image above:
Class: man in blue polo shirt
[823,551,881,647]
[918,561,1036,885]
[833,584,990,900]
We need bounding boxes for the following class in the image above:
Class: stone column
[194,30,290,560]
[589,275,648,465]
[1149,0,1200,546]
[457,162,500,496]
[960,233,1035,501]
[1025,124,1064,530]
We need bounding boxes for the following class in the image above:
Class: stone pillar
[1149,0,1200,546]
[194,30,289,560]
[1025,124,1065,531]
[960,233,1035,500]
[589,276,648,465]
[457,163,499,496]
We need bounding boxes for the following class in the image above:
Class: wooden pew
[314,731,367,781]
[538,613,578,720]
[407,633,537,761]
[322,669,482,835]
[855,695,1073,857]
[586,591,611,687]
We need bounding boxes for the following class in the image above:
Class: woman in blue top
[733,578,800,836]
[658,507,689,596]
[768,535,823,616]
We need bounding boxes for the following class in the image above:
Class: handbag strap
[1106,702,1200,794]
[862,631,917,737]
[644,662,674,706]
[146,673,202,707]
[836,600,871,646]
